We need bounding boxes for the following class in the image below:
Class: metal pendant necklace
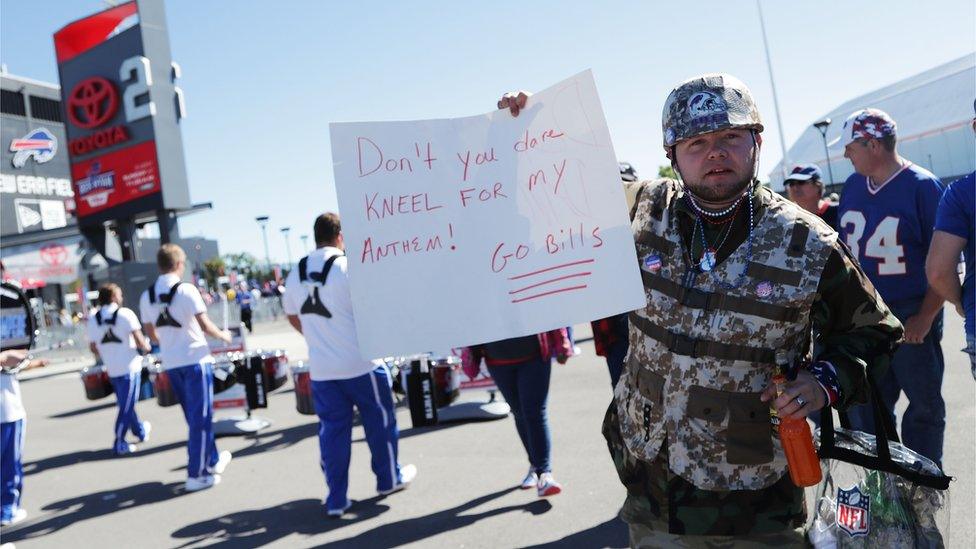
[694,201,740,272]
[697,191,756,290]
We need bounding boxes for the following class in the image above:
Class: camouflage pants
[603,403,807,545]
[628,521,806,548]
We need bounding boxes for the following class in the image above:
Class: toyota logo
[67,77,119,129]
[40,244,68,266]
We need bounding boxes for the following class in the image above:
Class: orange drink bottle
[771,352,823,487]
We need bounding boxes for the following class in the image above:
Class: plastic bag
[808,427,949,548]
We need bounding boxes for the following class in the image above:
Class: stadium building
[769,53,976,192]
[1,70,216,316]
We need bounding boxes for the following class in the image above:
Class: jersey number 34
[839,211,906,276]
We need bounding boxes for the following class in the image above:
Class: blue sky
[2,0,974,264]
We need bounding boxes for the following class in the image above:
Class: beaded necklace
[700,198,742,225]
[696,190,756,291]
[684,189,746,218]
[691,204,738,271]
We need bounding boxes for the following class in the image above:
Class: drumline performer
[1,276,47,526]
[283,212,416,517]
[87,283,153,455]
[140,244,234,492]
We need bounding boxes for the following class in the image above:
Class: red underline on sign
[509,272,591,295]
[508,259,595,281]
[510,284,588,303]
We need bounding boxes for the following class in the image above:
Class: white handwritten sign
[330,70,645,359]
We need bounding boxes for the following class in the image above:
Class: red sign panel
[54,0,189,226]
[53,2,138,63]
[70,140,160,217]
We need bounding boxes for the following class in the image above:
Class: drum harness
[147,282,185,328]
[94,307,123,344]
[298,253,343,318]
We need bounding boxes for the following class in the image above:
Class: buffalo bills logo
[836,486,870,537]
[10,128,57,168]
[687,91,726,118]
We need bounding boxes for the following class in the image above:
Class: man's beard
[683,175,752,203]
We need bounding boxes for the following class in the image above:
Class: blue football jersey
[838,163,944,304]
[935,172,975,336]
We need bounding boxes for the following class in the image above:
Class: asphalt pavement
[1,311,973,548]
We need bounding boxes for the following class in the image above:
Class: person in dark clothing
[462,329,571,497]
[236,284,254,333]
[590,315,629,387]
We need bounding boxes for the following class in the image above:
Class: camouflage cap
[662,73,764,149]
[828,108,897,149]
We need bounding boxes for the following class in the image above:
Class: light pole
[193,243,202,284]
[280,226,292,271]
[813,118,835,187]
[300,234,309,253]
[756,0,791,180]
[255,215,271,277]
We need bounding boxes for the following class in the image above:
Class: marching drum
[81,364,113,400]
[386,357,406,396]
[237,351,269,409]
[138,364,156,401]
[256,350,289,393]
[430,356,461,408]
[402,356,437,427]
[290,361,315,415]
[149,362,179,407]
[212,354,239,394]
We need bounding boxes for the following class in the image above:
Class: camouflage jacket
[617,178,836,491]
[673,180,903,409]
[604,179,903,535]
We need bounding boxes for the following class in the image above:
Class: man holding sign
[501,74,902,546]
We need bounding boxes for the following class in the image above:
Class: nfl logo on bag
[836,486,870,537]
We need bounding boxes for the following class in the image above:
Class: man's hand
[497,91,531,117]
[218,330,233,344]
[1,350,28,368]
[902,313,935,344]
[25,358,48,371]
[760,369,826,420]
[1,350,48,372]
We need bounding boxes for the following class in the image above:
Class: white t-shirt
[0,372,24,424]
[87,304,143,378]
[139,273,213,370]
[282,247,382,381]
